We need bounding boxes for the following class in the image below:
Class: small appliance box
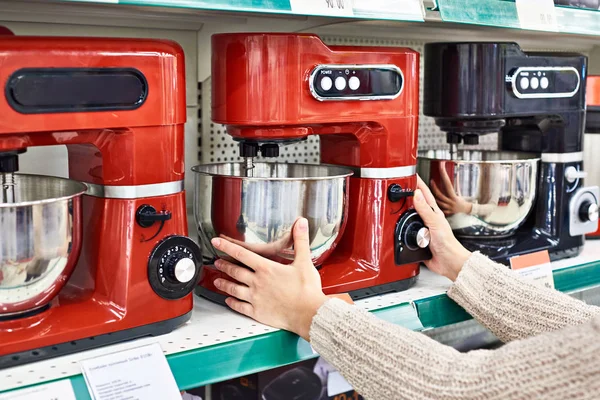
[212,357,363,400]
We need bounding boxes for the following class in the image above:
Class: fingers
[225,297,255,319]
[439,163,457,198]
[418,175,443,210]
[212,237,272,272]
[292,218,312,265]
[215,259,254,286]
[413,189,438,226]
[214,278,252,302]
[430,180,451,205]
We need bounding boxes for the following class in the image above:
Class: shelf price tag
[80,342,181,400]
[0,380,76,400]
[515,0,559,32]
[289,0,354,17]
[510,250,555,289]
[352,0,424,20]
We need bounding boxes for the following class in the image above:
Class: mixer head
[424,42,587,150]
[211,32,420,171]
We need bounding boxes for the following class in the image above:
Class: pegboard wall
[199,35,499,165]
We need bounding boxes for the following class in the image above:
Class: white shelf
[2,242,600,395]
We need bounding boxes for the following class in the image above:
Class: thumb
[292,217,312,265]
[413,189,438,228]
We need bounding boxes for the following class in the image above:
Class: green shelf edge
[7,259,599,398]
[415,258,600,329]
[437,0,600,36]
[0,303,422,398]
[60,0,425,22]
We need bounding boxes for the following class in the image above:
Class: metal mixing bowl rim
[0,173,88,208]
[191,162,354,181]
[418,150,541,164]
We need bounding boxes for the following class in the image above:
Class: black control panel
[148,235,202,300]
[394,210,432,265]
[310,65,403,101]
[510,67,580,99]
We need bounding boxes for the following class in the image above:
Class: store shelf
[57,0,425,22]
[436,0,600,36]
[1,243,599,398]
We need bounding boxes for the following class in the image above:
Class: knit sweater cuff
[447,251,600,342]
[309,297,351,347]
[447,251,500,303]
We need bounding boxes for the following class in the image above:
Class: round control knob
[531,77,539,89]
[520,77,529,90]
[148,236,202,300]
[540,76,549,89]
[335,76,347,90]
[167,256,196,283]
[579,201,599,223]
[406,224,430,250]
[413,227,431,249]
[348,76,360,90]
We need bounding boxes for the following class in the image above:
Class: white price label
[80,343,181,400]
[0,380,76,400]
[353,0,423,19]
[516,0,559,32]
[510,250,555,290]
[289,0,354,16]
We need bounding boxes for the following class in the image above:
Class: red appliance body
[0,36,202,368]
[585,76,600,239]
[199,33,431,299]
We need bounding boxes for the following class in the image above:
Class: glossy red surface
[203,33,422,296]
[0,37,191,357]
[587,76,600,107]
[0,36,186,186]
[587,76,600,238]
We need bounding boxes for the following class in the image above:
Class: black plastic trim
[5,67,148,114]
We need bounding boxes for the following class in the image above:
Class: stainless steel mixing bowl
[418,150,540,238]
[0,174,86,316]
[192,163,353,265]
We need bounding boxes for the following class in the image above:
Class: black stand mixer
[421,42,599,264]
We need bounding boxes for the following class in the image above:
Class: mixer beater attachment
[0,151,21,204]
[1,172,15,204]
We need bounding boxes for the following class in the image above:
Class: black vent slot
[6,68,148,114]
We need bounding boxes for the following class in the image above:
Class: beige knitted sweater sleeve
[309,252,600,400]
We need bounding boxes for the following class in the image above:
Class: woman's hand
[430,162,473,216]
[414,176,472,281]
[211,218,327,341]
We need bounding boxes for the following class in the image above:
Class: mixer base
[0,311,191,370]
[196,276,419,305]
[348,276,418,300]
[196,285,229,305]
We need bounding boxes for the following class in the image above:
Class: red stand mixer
[0,35,202,369]
[197,33,431,302]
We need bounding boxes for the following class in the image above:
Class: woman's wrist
[291,293,328,342]
[445,242,472,282]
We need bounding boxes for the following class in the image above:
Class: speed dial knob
[165,251,197,283]
[579,201,599,223]
[394,210,432,265]
[407,225,431,250]
[148,235,202,300]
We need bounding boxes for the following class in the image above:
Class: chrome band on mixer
[85,180,184,199]
[355,165,417,179]
[541,152,584,163]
